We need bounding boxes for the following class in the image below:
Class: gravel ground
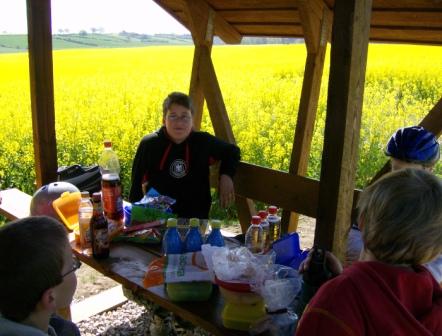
[75,217,315,335]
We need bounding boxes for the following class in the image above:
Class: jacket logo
[170,159,187,178]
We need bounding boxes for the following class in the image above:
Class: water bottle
[245,215,264,254]
[78,191,93,249]
[267,205,281,246]
[184,218,203,252]
[162,218,183,255]
[205,219,225,247]
[258,210,270,251]
[295,247,333,317]
[98,140,123,236]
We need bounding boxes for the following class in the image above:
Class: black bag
[57,164,102,193]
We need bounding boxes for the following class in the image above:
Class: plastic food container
[52,191,81,231]
[215,277,266,331]
[166,281,213,302]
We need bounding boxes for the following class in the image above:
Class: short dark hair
[0,216,68,322]
[162,92,193,117]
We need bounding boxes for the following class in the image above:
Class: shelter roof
[154,0,442,45]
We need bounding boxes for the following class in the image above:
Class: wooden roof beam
[281,0,332,233]
[155,0,242,44]
[26,0,58,187]
[316,0,372,259]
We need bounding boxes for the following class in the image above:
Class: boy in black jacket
[129,92,240,219]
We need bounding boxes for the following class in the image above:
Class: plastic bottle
[90,192,110,259]
[245,215,264,254]
[98,140,124,236]
[295,247,333,317]
[78,191,93,249]
[184,218,203,252]
[162,218,183,255]
[258,210,270,251]
[267,206,281,246]
[206,219,225,247]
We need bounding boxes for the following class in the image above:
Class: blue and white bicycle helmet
[385,126,440,165]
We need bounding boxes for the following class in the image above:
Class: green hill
[0,33,193,53]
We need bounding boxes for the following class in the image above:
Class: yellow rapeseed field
[0,44,441,197]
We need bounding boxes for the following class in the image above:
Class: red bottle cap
[251,216,261,225]
[268,206,278,215]
[258,210,268,219]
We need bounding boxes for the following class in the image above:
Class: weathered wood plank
[371,11,442,28]
[198,46,255,231]
[316,0,372,259]
[233,23,303,36]
[184,0,214,129]
[218,9,301,23]
[26,0,58,187]
[207,0,298,10]
[370,27,442,45]
[281,0,331,234]
[155,0,241,44]
[235,162,319,218]
[0,188,31,220]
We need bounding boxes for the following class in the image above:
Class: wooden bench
[0,188,31,220]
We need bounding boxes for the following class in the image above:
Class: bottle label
[93,228,109,251]
[101,178,123,219]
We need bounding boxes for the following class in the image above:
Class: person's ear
[39,288,57,312]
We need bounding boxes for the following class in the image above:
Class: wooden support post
[26,0,58,187]
[281,0,332,234]
[185,0,214,129]
[370,96,442,184]
[184,0,254,232]
[315,0,372,259]
[198,47,256,232]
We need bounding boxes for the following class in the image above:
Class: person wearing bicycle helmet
[385,126,440,171]
[346,126,442,284]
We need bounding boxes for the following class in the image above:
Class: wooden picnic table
[0,188,248,335]
[71,238,248,336]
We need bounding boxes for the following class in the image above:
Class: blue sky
[0,0,189,34]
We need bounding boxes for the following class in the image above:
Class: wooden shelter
[26,0,442,259]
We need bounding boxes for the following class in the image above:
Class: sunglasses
[62,255,82,277]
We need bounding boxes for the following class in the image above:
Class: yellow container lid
[52,191,81,231]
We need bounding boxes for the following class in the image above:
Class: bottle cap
[167,218,178,228]
[210,219,222,229]
[268,206,278,215]
[80,191,90,198]
[92,192,101,202]
[251,215,261,225]
[189,218,200,227]
[104,140,112,148]
[258,210,268,219]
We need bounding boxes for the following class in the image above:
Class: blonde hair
[358,168,442,265]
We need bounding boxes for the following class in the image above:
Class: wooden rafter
[26,0,58,187]
[281,0,332,233]
[154,0,242,44]
[315,0,372,259]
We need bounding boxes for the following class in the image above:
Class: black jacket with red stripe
[129,126,240,219]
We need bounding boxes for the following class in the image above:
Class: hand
[218,174,235,208]
[299,248,343,277]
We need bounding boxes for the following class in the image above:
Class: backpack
[57,164,102,194]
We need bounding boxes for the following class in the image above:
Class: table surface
[71,239,248,336]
